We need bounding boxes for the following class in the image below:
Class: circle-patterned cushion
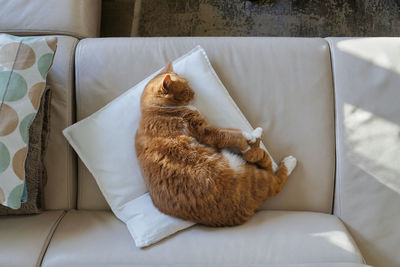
[0,34,57,209]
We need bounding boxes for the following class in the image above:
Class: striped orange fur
[135,62,294,226]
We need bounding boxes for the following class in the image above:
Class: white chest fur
[221,149,245,172]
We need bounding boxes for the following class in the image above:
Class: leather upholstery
[42,210,365,266]
[44,36,79,210]
[0,0,101,38]
[74,37,335,213]
[0,211,65,267]
[327,37,400,267]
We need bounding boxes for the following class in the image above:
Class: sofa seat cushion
[0,210,65,267]
[42,210,365,267]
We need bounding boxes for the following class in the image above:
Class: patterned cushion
[0,89,51,214]
[0,34,57,209]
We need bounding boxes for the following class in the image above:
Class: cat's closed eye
[176,89,194,101]
[177,90,188,99]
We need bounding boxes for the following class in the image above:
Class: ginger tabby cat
[135,62,297,226]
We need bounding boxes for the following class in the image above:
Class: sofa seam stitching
[66,38,78,210]
[36,210,67,267]
[75,39,83,209]
[324,38,337,215]
[326,38,342,218]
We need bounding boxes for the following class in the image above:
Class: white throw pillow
[63,45,277,247]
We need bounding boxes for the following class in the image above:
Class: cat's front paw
[243,127,263,144]
[282,156,297,175]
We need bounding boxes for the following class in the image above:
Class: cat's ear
[161,74,171,94]
[160,61,173,74]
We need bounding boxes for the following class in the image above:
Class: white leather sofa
[1,2,399,267]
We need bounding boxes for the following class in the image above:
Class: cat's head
[141,61,195,108]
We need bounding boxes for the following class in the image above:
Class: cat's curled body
[135,62,296,226]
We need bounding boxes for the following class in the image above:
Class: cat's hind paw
[282,156,297,175]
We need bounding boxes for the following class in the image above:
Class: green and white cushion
[0,34,56,209]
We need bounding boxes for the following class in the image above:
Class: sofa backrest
[74,37,336,213]
[327,37,400,267]
[0,0,101,39]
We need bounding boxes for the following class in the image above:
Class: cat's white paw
[242,131,255,143]
[252,127,263,139]
[282,156,297,175]
[242,127,263,144]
